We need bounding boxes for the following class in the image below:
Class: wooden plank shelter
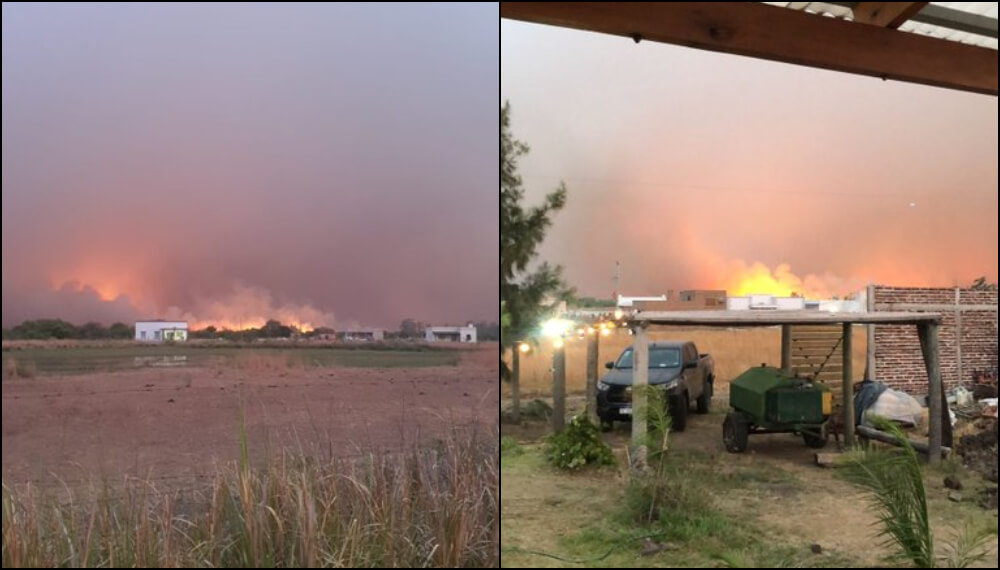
[627,310,945,465]
[501,2,998,96]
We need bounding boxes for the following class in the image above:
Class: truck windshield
[614,347,681,369]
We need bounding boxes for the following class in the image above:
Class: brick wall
[873,286,998,393]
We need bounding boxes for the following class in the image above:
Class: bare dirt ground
[2,345,498,487]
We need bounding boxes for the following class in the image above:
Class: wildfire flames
[709,260,868,300]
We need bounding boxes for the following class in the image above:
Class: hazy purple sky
[3,3,499,329]
[502,19,997,300]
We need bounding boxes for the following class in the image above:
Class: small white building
[340,328,384,342]
[135,320,188,342]
[726,295,806,311]
[616,294,667,308]
[424,325,477,343]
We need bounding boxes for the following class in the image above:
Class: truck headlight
[597,381,610,392]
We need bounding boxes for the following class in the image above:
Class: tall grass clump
[623,385,706,526]
[1,427,498,568]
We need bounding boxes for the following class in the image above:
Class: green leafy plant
[544,414,615,470]
[841,417,991,568]
[501,436,524,457]
[842,418,933,567]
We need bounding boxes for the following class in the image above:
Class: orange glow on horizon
[188,319,315,333]
[50,277,123,302]
[47,271,329,333]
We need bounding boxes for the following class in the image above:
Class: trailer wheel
[802,430,828,449]
[723,412,748,453]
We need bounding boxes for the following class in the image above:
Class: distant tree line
[571,296,616,308]
[2,319,133,340]
[2,318,501,342]
[190,320,303,341]
[970,276,998,291]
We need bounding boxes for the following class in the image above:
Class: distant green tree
[10,319,79,339]
[260,319,292,338]
[970,276,998,291]
[571,296,616,308]
[399,318,423,339]
[473,321,500,341]
[108,322,133,339]
[501,102,571,377]
[79,321,108,339]
[190,326,219,339]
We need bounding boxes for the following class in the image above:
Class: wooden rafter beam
[500,2,998,96]
[852,2,928,29]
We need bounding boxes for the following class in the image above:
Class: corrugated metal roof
[764,1,999,50]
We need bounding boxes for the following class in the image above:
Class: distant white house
[340,328,384,342]
[726,295,805,310]
[424,325,477,343]
[135,320,188,342]
[727,293,867,312]
[616,294,667,307]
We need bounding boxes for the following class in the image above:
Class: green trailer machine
[723,365,833,453]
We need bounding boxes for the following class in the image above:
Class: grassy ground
[501,446,864,568]
[2,346,460,377]
[503,326,868,397]
[501,411,998,568]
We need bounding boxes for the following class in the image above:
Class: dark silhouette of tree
[970,276,997,291]
[501,102,571,377]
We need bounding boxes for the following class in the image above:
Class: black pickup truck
[596,340,715,432]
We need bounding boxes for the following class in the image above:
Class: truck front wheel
[669,392,688,432]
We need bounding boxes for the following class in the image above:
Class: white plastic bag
[864,388,925,427]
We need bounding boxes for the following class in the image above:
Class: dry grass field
[2,344,500,567]
[502,326,868,397]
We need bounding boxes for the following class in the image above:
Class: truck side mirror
[605,361,614,370]
[684,361,697,370]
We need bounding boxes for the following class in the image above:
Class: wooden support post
[866,284,876,380]
[511,346,521,424]
[586,332,599,425]
[842,323,855,447]
[918,321,943,463]
[553,342,566,432]
[780,324,791,374]
[631,324,649,470]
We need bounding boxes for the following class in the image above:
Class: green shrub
[522,399,553,420]
[501,436,523,457]
[544,414,615,470]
